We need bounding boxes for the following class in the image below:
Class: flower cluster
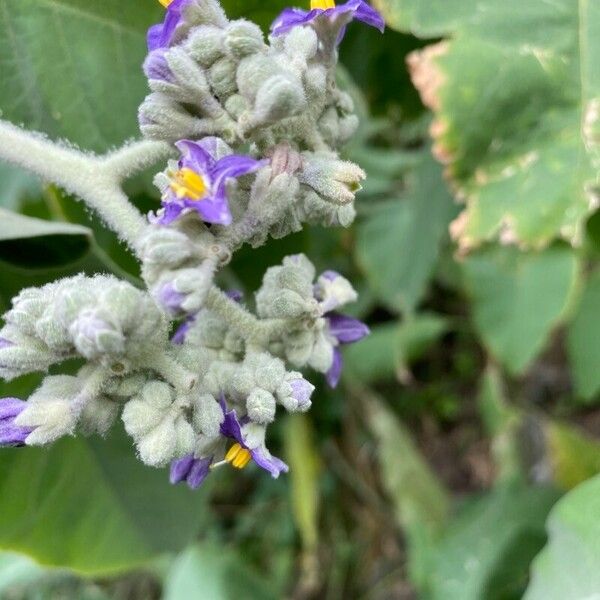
[0,0,381,490]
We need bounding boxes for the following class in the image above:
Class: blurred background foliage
[0,0,599,598]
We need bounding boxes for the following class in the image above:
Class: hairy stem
[0,120,171,252]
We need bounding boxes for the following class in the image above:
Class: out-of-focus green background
[0,0,599,598]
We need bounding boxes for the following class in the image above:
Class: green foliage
[0,432,211,575]
[567,269,600,401]
[0,0,599,597]
[525,474,600,600]
[0,208,92,268]
[163,543,277,600]
[284,414,321,552]
[344,313,448,383]
[377,0,600,250]
[428,486,559,600]
[356,151,457,313]
[462,246,578,374]
[0,0,162,151]
[368,395,449,591]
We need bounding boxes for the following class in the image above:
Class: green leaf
[0,431,210,575]
[525,474,600,600]
[378,0,600,249]
[356,152,457,313]
[284,414,320,552]
[545,421,600,491]
[0,208,92,268]
[163,543,278,600]
[0,163,41,210]
[567,269,600,401]
[430,486,559,600]
[462,246,578,374]
[0,0,165,151]
[367,394,449,591]
[343,314,448,384]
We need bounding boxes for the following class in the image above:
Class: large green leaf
[0,0,164,151]
[376,0,600,249]
[367,395,449,591]
[430,486,559,600]
[356,152,457,313]
[0,208,92,268]
[0,431,210,575]
[163,543,278,600]
[567,269,600,401]
[525,474,600,600]
[462,246,578,374]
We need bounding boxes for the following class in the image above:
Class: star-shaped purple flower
[0,398,33,447]
[219,399,289,478]
[147,0,194,51]
[169,397,288,489]
[271,0,384,41]
[152,138,265,226]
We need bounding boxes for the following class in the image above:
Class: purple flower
[170,454,212,489]
[0,398,33,447]
[152,138,265,226]
[0,338,14,350]
[325,312,369,388]
[169,397,288,489]
[271,0,384,41]
[289,375,315,410]
[171,316,196,345]
[157,282,187,314]
[220,399,289,478]
[143,49,174,83]
[147,0,193,51]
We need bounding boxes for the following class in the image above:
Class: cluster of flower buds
[0,0,382,489]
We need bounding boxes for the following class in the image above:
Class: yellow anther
[311,0,335,9]
[159,0,174,7]
[169,168,207,201]
[225,443,252,469]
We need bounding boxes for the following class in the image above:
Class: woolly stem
[146,352,198,393]
[205,286,294,345]
[0,120,170,252]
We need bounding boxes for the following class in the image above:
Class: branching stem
[0,120,171,253]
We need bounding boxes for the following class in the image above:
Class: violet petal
[327,313,370,344]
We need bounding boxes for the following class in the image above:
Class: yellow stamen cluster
[169,168,207,201]
[159,0,174,7]
[311,0,336,9]
[225,443,252,469]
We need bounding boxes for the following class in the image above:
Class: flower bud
[184,25,225,67]
[192,393,223,437]
[252,74,306,125]
[308,329,335,373]
[314,270,358,313]
[246,389,276,424]
[70,309,125,359]
[225,20,265,58]
[299,154,365,205]
[209,57,238,99]
[15,375,81,445]
[277,372,314,412]
[80,395,119,436]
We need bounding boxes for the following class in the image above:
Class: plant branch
[0,120,171,253]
